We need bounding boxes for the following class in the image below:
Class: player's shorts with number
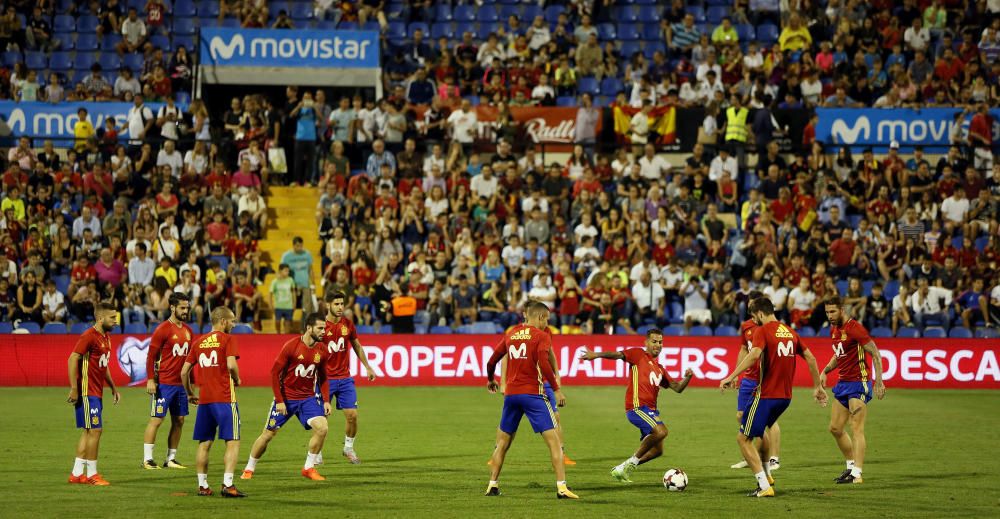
[327,378,358,410]
[543,382,558,414]
[150,384,189,418]
[626,405,664,440]
[193,402,241,441]
[75,396,103,429]
[740,397,790,438]
[833,381,873,408]
[737,378,759,412]
[265,397,325,431]
[499,394,557,434]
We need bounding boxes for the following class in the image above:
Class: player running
[720,297,827,497]
[181,307,244,497]
[580,328,694,483]
[242,313,332,481]
[67,303,121,486]
[483,301,578,499]
[730,291,782,471]
[142,293,195,469]
[822,296,886,485]
[321,291,377,465]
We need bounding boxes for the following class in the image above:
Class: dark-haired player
[143,293,194,469]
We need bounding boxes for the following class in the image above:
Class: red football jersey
[73,327,112,398]
[272,337,330,403]
[830,319,873,383]
[147,320,195,386]
[751,321,805,399]
[186,331,239,404]
[324,317,358,379]
[739,319,760,381]
[486,324,559,395]
[622,347,672,411]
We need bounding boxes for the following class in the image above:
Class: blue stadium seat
[556,96,576,107]
[922,327,947,339]
[706,6,729,24]
[689,325,713,336]
[75,32,99,51]
[736,24,755,41]
[757,24,779,44]
[662,325,685,336]
[101,33,123,51]
[687,6,705,23]
[98,54,121,71]
[896,327,921,338]
[379,325,394,334]
[975,236,989,252]
[614,325,631,335]
[715,325,738,337]
[384,2,405,19]
[25,51,47,70]
[123,53,144,72]
[54,14,75,32]
[386,21,406,39]
[600,77,624,95]
[175,91,191,105]
[74,53,95,71]
[454,5,476,22]
[414,324,429,334]
[231,324,254,335]
[480,22,501,36]
[668,302,684,324]
[636,324,656,336]
[797,326,816,337]
[290,2,314,20]
[948,327,973,338]
[43,322,68,334]
[642,23,662,41]
[408,22,429,37]
[620,41,641,58]
[544,5,564,23]
[617,23,641,40]
[471,322,497,334]
[884,280,900,300]
[0,322,11,334]
[870,327,893,338]
[173,17,197,36]
[200,323,213,334]
[816,326,831,338]
[431,22,454,39]
[498,5,520,21]
[49,52,73,71]
[357,325,376,335]
[150,34,171,51]
[219,18,240,28]
[124,323,146,334]
[707,0,732,5]
[17,322,41,334]
[174,0,198,17]
[199,0,220,17]
[862,280,875,295]
[835,280,849,296]
[644,41,666,59]
[577,76,599,95]
[77,15,100,32]
[434,4,453,22]
[70,322,91,335]
[597,23,616,40]
[638,5,660,22]
[613,6,638,23]
[174,34,195,51]
[477,7,499,22]
[975,328,999,338]
[522,5,542,21]
[430,325,452,334]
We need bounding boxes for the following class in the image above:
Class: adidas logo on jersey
[298,354,304,360]
[775,325,794,338]
[510,330,532,341]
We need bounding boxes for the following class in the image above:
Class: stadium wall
[2,335,998,389]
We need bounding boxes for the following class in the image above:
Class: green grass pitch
[2,386,998,518]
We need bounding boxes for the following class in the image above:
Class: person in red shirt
[67,303,121,486]
[828,228,859,278]
[968,103,993,169]
[241,313,332,481]
[83,163,113,203]
[322,291,377,465]
[822,296,885,485]
[603,235,628,264]
[484,301,577,499]
[721,297,826,498]
[769,188,795,224]
[181,307,243,497]
[580,328,694,483]
[142,294,195,469]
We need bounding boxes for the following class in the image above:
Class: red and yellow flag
[611,104,677,145]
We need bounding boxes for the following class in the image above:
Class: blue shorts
[266,398,325,431]
[75,396,103,429]
[737,378,759,412]
[499,394,557,435]
[543,382,558,414]
[193,402,241,442]
[150,384,189,418]
[626,406,664,440]
[833,381,873,409]
[327,378,358,410]
[740,397,790,439]
[274,308,294,321]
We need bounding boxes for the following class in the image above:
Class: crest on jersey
[314,353,321,364]
[841,333,847,341]
[91,416,99,425]
[341,325,348,335]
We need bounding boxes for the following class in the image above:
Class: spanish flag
[611,104,677,145]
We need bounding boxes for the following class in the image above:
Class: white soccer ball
[663,468,688,491]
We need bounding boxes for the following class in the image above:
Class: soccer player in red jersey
[67,303,121,486]
[822,296,886,485]
[181,307,244,497]
[242,313,332,481]
[721,297,827,497]
[320,291,377,465]
[580,328,694,483]
[731,291,783,471]
[142,293,195,469]
[484,301,578,499]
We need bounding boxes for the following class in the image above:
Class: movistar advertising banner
[200,28,379,68]
[0,101,182,140]
[817,108,1000,152]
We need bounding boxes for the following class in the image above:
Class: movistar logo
[209,34,245,60]
[830,116,871,144]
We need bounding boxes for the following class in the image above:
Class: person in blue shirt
[281,236,315,330]
[291,91,318,185]
[958,278,986,331]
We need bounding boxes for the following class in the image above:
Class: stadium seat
[620,41,641,58]
[617,23,641,40]
[636,324,656,336]
[173,17,197,36]
[498,5,520,21]
[98,54,121,71]
[77,15,100,33]
[613,6,638,23]
[453,5,476,22]
[471,322,497,334]
[430,326,452,334]
[706,6,729,24]
[870,327,893,338]
[689,325,713,336]
[123,53,144,72]
[922,327,947,338]
[379,325,394,334]
[199,0,220,17]
[544,5,564,23]
[290,2,314,20]
[662,325,685,336]
[73,53,95,71]
[835,280,849,296]
[816,326,831,338]
[643,41,666,59]
[522,5,542,21]
[975,328,1000,338]
[16,322,41,334]
[386,21,406,40]
[896,327,921,338]
[600,77,624,95]
[101,34,123,51]
[219,18,240,28]
[757,24,779,44]
[948,327,973,338]
[687,6,705,23]
[714,325,738,336]
[884,280,900,300]
[597,23,616,40]
[431,22,454,39]
[174,0,198,17]
[49,52,72,71]
[476,7,499,23]
[25,51,47,70]
[231,324,254,335]
[434,5,453,22]
[668,302,684,324]
[0,322,11,333]
[642,23,662,41]
[797,326,816,337]
[454,21,476,38]
[615,325,631,335]
[556,96,576,107]
[357,325,376,335]
[150,34,171,51]
[638,6,660,22]
[43,322,68,334]
[70,323,90,335]
[174,35,195,51]
[408,22,430,37]
[176,91,192,105]
[480,22,501,36]
[577,76,599,95]
[200,323,213,334]
[736,24,755,41]
[75,33,99,51]
[53,14,75,32]
[124,323,147,335]
[414,324,429,334]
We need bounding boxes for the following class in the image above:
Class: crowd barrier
[2,334,997,389]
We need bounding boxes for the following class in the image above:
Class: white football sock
[344,436,355,450]
[143,444,154,461]
[847,459,855,469]
[72,457,86,477]
[167,448,177,461]
[316,452,324,464]
[850,467,862,478]
[197,473,208,487]
[489,480,498,486]
[556,480,567,488]
[245,456,258,471]
[304,452,317,470]
[223,472,234,487]
[755,470,771,491]
[627,456,640,466]
[86,460,97,477]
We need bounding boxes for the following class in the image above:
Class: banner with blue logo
[200,28,380,68]
[0,101,181,141]
[816,108,1000,152]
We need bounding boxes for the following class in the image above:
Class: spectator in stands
[116,7,148,55]
[910,277,953,332]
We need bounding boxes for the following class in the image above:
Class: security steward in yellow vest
[722,94,749,174]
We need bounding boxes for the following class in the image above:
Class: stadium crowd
[1,1,1000,338]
